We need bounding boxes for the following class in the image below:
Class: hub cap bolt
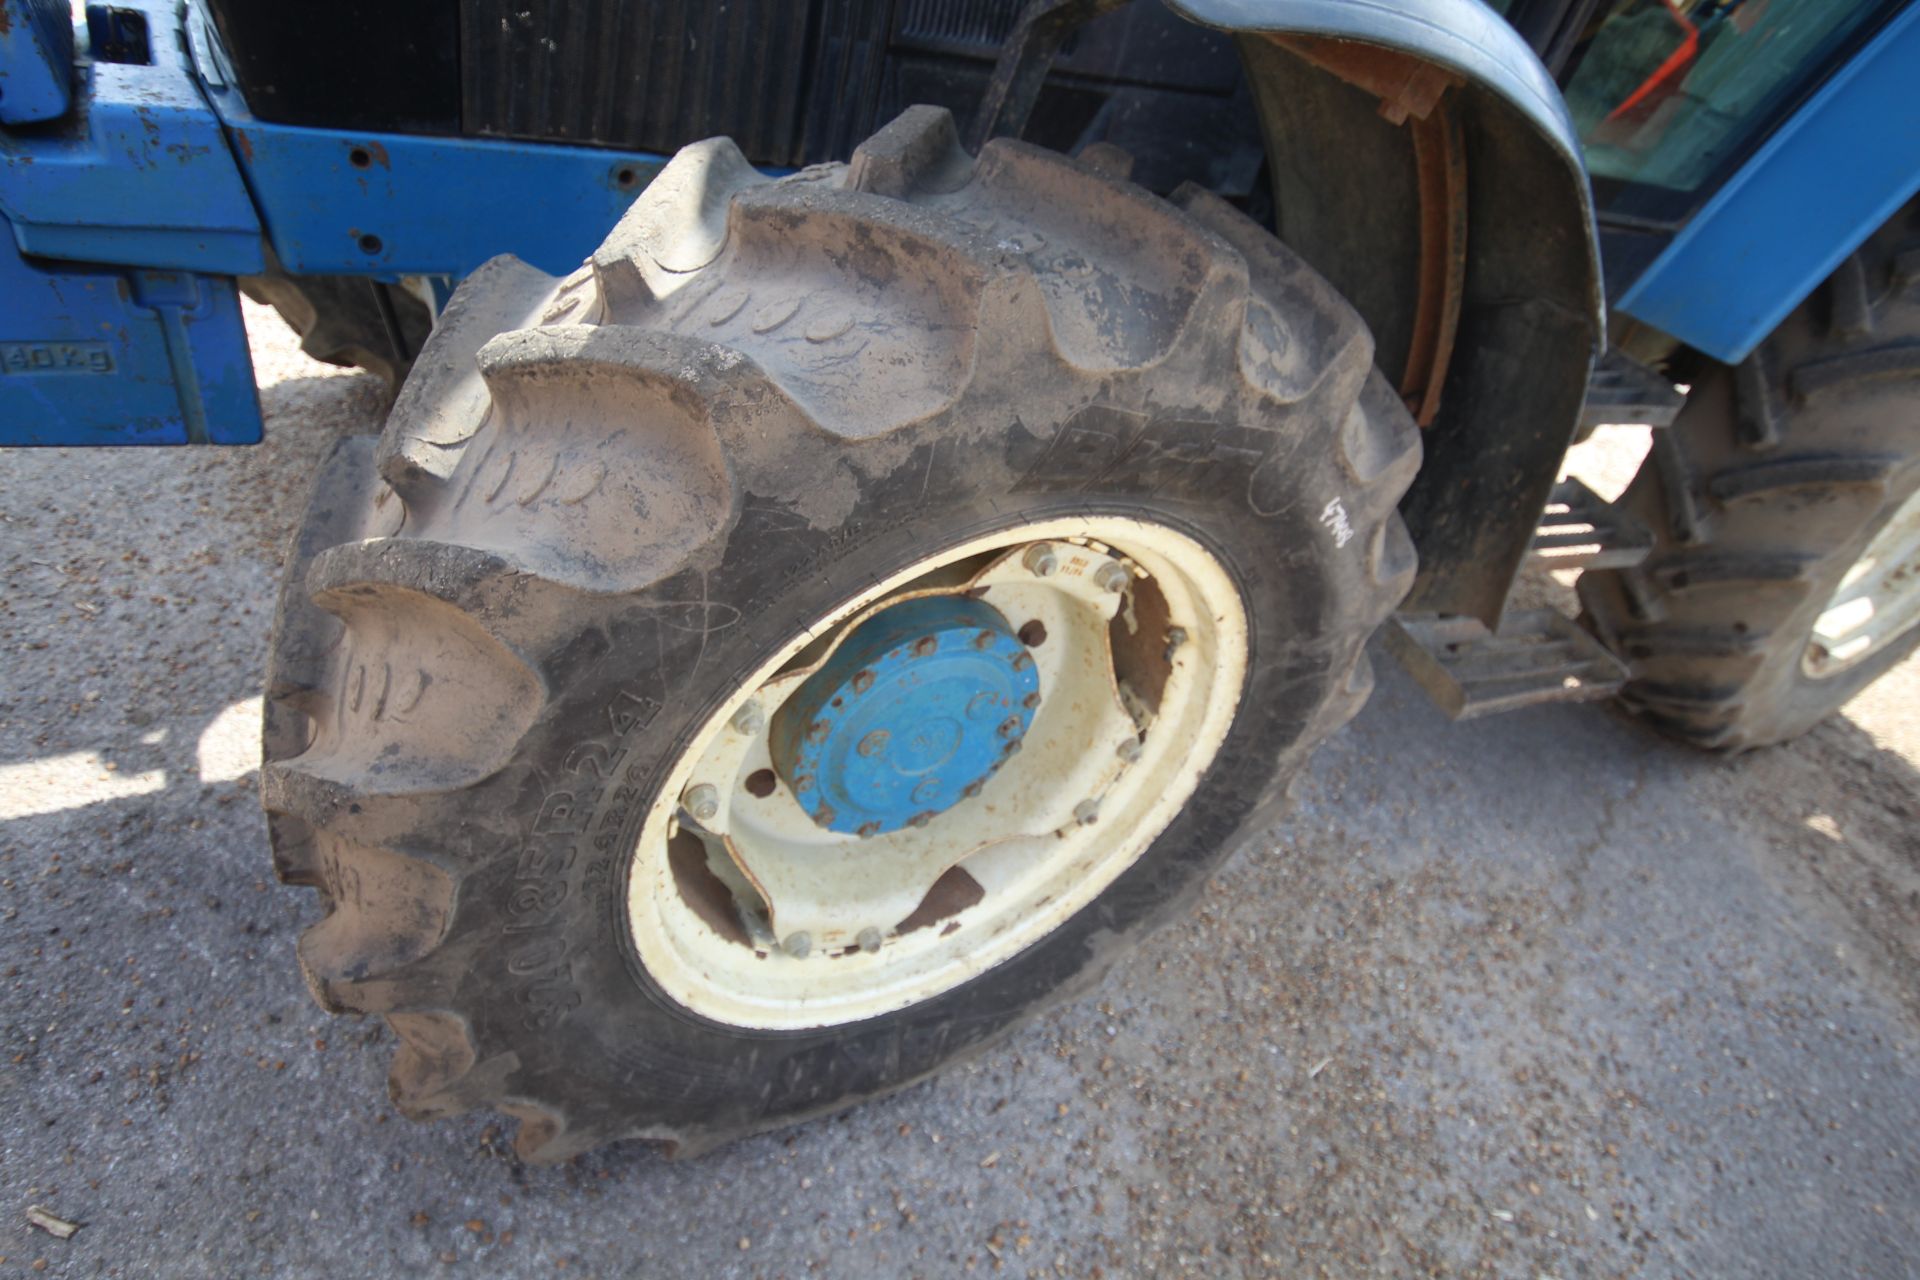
[683,784,720,822]
[1095,561,1130,593]
[1023,544,1058,577]
[1116,738,1142,763]
[730,701,763,735]
[1074,799,1100,825]
[783,931,812,959]
[858,927,883,954]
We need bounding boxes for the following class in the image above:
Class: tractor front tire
[1581,199,1920,750]
[241,268,432,392]
[261,108,1419,1159]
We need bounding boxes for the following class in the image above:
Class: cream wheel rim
[623,516,1249,1030]
[1804,484,1920,679]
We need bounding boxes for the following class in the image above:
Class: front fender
[1170,0,1604,626]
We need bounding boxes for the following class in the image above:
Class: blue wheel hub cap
[769,595,1040,836]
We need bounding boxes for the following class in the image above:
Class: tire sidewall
[456,401,1370,1139]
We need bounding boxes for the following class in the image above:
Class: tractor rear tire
[261,108,1420,1159]
[1580,198,1920,749]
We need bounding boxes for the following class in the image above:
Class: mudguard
[1170,0,1604,626]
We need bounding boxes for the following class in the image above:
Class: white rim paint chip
[624,517,1249,1030]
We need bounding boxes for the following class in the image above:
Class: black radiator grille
[461,0,820,165]
[894,0,1027,51]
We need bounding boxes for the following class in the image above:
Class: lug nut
[783,931,812,958]
[857,820,881,837]
[811,804,838,828]
[1022,544,1058,577]
[729,701,763,735]
[857,730,891,758]
[1073,799,1100,825]
[851,669,876,694]
[1010,651,1032,672]
[1116,738,1142,763]
[858,927,884,954]
[909,811,935,828]
[998,716,1024,740]
[683,783,720,822]
[912,635,938,657]
[1022,692,1041,710]
[963,780,984,798]
[1095,561,1131,593]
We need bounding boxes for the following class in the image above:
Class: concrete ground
[2,307,1916,1278]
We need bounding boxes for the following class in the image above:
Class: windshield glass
[1558,0,1894,223]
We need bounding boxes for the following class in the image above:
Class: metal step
[1528,476,1653,571]
[1581,348,1685,429]
[1384,609,1630,720]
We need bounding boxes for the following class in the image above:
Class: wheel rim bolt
[1116,738,1141,763]
[858,927,884,954]
[1023,544,1058,577]
[1074,799,1099,825]
[783,931,812,958]
[1095,561,1130,593]
[683,784,720,822]
[812,804,837,828]
[730,701,763,735]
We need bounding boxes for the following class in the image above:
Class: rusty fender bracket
[1168,0,1604,628]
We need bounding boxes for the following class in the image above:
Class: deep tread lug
[1581,196,1920,750]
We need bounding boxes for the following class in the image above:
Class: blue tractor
[3,0,1915,1158]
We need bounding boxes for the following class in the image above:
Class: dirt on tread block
[1581,197,1920,750]
[261,105,1421,1160]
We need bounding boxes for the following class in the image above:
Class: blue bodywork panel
[186,2,663,280]
[216,116,665,279]
[769,597,1040,837]
[0,0,660,445]
[0,1,262,275]
[0,0,73,125]
[0,214,262,444]
[1615,2,1920,365]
